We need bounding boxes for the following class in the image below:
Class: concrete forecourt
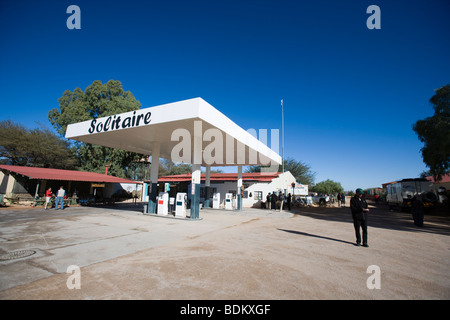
[0,202,449,300]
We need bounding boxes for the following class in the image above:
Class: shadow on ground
[278,229,356,246]
[291,203,450,236]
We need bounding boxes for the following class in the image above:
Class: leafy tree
[0,120,78,169]
[312,179,344,195]
[159,159,192,177]
[0,120,28,165]
[48,80,143,178]
[413,84,450,182]
[124,157,151,181]
[246,157,316,185]
[280,158,316,185]
[156,160,222,178]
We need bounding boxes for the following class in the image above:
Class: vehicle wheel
[422,192,437,203]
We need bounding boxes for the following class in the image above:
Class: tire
[421,192,437,203]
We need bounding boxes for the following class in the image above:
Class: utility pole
[281,99,285,173]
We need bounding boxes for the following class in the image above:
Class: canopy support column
[191,164,201,219]
[190,121,202,219]
[147,141,160,214]
[204,165,211,209]
[237,165,243,210]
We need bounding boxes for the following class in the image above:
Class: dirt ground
[0,201,449,300]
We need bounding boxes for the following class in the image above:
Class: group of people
[337,193,346,207]
[266,192,292,210]
[44,186,67,210]
[265,192,346,211]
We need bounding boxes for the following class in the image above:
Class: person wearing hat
[350,188,370,247]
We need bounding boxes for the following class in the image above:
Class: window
[254,191,263,200]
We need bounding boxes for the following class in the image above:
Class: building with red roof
[0,165,140,205]
[158,172,281,183]
[156,171,306,209]
[425,173,450,187]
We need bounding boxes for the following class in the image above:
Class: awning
[65,97,281,167]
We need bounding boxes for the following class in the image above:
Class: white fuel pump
[157,192,169,215]
[175,192,187,218]
[213,192,220,209]
[225,193,233,210]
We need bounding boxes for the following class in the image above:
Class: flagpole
[281,99,284,173]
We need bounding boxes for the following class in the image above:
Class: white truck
[386,178,437,211]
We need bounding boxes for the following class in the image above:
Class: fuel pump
[225,193,233,210]
[213,192,220,209]
[175,192,187,217]
[157,192,169,215]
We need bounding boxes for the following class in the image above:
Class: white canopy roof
[65,97,281,167]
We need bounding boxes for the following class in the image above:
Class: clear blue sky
[1,0,449,191]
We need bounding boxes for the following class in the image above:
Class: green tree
[312,179,344,195]
[246,157,316,185]
[159,159,192,177]
[0,120,28,165]
[156,160,223,178]
[413,84,450,182]
[48,80,143,178]
[280,158,316,185]
[0,120,78,169]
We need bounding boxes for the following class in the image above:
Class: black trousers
[412,209,424,227]
[353,218,368,245]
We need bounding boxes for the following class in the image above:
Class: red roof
[158,172,282,183]
[425,174,450,183]
[382,174,450,188]
[0,165,140,184]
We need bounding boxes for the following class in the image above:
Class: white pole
[281,99,285,173]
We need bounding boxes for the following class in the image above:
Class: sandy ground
[0,202,449,300]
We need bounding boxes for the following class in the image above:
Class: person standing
[350,188,369,247]
[271,192,278,210]
[279,193,285,211]
[411,195,424,227]
[55,186,66,210]
[44,187,53,210]
[287,193,292,210]
[341,193,346,207]
[266,192,272,209]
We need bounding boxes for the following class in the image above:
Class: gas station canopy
[65,97,281,167]
[65,97,282,217]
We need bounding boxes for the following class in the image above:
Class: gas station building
[65,97,282,219]
[156,171,299,209]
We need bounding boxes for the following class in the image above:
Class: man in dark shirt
[271,192,278,210]
[266,192,271,209]
[350,188,370,247]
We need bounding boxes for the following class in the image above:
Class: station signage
[88,110,152,134]
[91,183,105,188]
